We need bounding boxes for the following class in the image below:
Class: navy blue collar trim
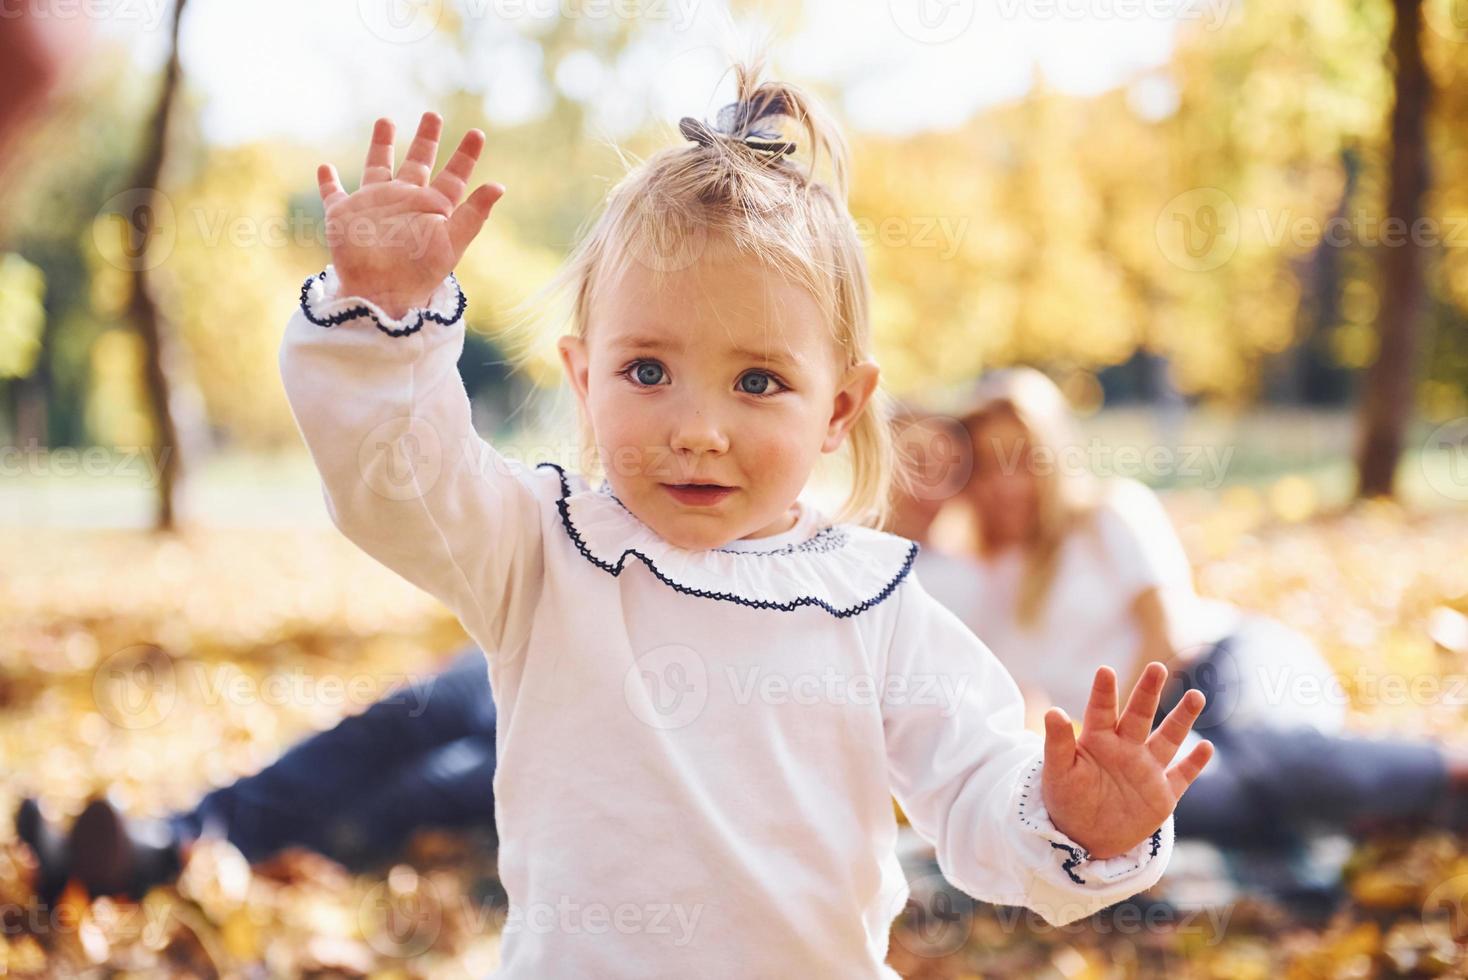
[299,270,466,338]
[712,525,848,556]
[536,461,917,618]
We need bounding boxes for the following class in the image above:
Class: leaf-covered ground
[3,497,1468,978]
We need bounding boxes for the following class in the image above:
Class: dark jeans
[170,647,497,866]
[168,631,1453,869]
[1154,634,1450,848]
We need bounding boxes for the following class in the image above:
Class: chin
[660,520,731,551]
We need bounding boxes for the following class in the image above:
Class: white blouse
[279,266,1174,978]
[915,480,1239,720]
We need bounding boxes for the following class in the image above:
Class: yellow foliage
[85,328,154,449]
[0,252,46,380]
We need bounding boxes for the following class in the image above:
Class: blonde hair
[504,56,896,530]
[957,367,1101,625]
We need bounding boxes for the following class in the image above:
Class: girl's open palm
[317,112,504,319]
[1040,662,1214,859]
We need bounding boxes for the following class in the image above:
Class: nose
[668,396,729,458]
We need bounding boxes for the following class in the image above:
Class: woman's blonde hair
[504,55,896,529]
[957,367,1101,625]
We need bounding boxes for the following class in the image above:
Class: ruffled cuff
[1012,754,1168,888]
[299,264,465,338]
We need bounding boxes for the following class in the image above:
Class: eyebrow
[611,335,804,372]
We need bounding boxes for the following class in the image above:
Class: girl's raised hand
[317,112,505,320]
[1039,662,1214,860]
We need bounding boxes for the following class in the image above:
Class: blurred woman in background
[891,368,1468,869]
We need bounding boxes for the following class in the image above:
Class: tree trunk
[1355,0,1431,498]
[127,0,208,529]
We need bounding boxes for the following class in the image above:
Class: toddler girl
[278,61,1212,978]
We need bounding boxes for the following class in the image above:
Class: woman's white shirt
[915,480,1238,721]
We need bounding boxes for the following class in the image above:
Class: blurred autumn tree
[853,0,1395,399]
[125,0,208,529]
[1,0,1466,500]
[1355,0,1428,497]
[856,0,1468,501]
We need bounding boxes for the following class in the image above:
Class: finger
[317,163,348,209]
[1145,688,1206,767]
[1165,739,1214,797]
[1081,665,1119,735]
[1042,706,1077,774]
[429,128,485,207]
[396,111,443,187]
[447,182,505,258]
[362,117,395,186]
[1116,661,1167,743]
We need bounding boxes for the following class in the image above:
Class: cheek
[744,429,802,468]
[587,388,658,478]
[740,412,820,486]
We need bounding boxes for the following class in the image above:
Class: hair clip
[679,93,797,157]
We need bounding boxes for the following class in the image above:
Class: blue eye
[620,360,788,398]
[738,371,786,397]
[628,363,663,387]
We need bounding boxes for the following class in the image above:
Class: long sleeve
[881,574,1174,928]
[278,264,547,657]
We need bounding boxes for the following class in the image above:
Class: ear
[821,359,881,454]
[557,334,591,413]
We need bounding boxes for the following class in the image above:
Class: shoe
[68,796,183,900]
[14,797,70,906]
